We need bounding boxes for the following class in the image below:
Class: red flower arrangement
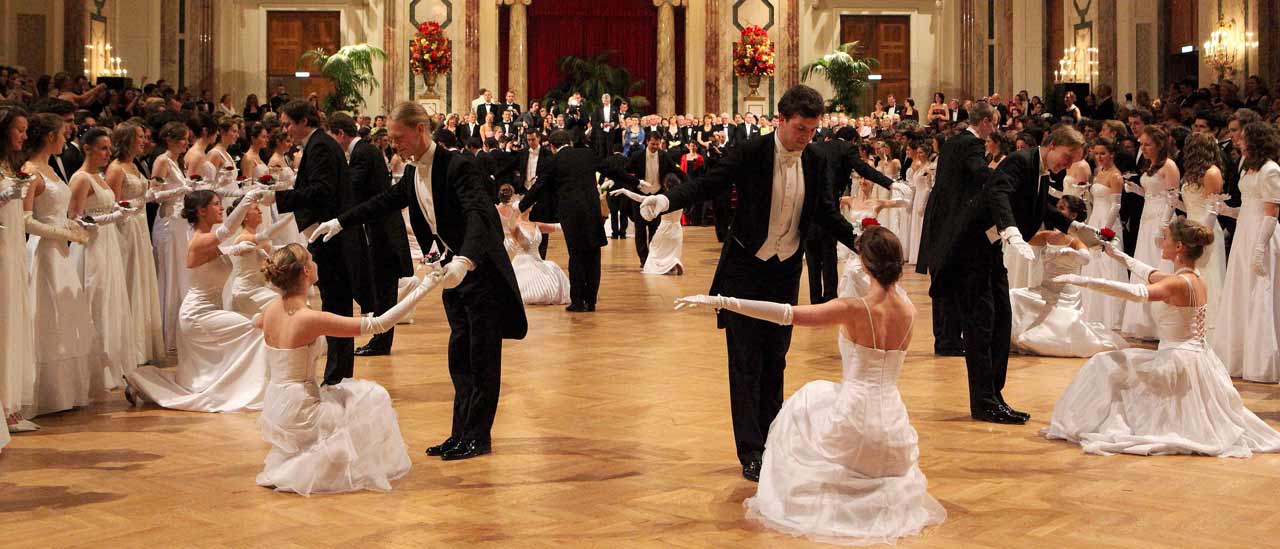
[410,21,452,77]
[15,171,32,180]
[118,201,131,208]
[733,26,776,78]
[861,217,880,228]
[258,175,275,184]
[1099,227,1117,241]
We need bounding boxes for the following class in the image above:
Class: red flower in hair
[861,217,880,228]
[1099,227,1117,241]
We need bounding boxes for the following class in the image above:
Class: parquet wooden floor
[3,225,1279,548]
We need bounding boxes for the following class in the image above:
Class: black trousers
[713,191,734,242]
[955,241,1012,411]
[629,204,661,265]
[930,294,965,353]
[538,232,550,259]
[441,264,505,442]
[355,249,402,353]
[567,246,602,307]
[803,235,838,304]
[719,244,804,466]
[312,238,355,385]
[1120,192,1144,256]
[608,195,630,237]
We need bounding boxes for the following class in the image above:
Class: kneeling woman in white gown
[125,190,273,412]
[676,227,945,545]
[1045,218,1280,457]
[612,173,686,275]
[1009,195,1126,357]
[228,196,298,317]
[496,185,571,305]
[253,243,432,495]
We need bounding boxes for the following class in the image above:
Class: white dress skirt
[153,157,192,352]
[907,163,933,264]
[1043,273,1280,457]
[257,338,411,495]
[26,173,96,415]
[1214,160,1280,382]
[118,171,165,364]
[0,176,36,415]
[1009,244,1127,357]
[1121,172,1175,339]
[78,173,138,390]
[1180,183,1226,341]
[126,255,270,412]
[744,317,945,545]
[505,225,571,305]
[1080,183,1125,330]
[641,210,684,275]
[230,244,281,317]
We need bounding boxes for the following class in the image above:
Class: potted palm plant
[800,42,878,114]
[299,43,388,113]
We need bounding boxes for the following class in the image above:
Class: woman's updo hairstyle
[181,189,217,225]
[497,183,514,204]
[857,226,904,287]
[159,121,189,148]
[263,243,309,291]
[1059,194,1088,222]
[1168,217,1214,261]
[23,113,65,155]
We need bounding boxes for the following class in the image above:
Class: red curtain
[525,0,657,109]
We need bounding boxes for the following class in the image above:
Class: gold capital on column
[502,0,532,105]
[654,0,684,116]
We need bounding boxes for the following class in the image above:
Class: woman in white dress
[151,121,195,352]
[184,113,218,186]
[496,186,571,305]
[1080,138,1126,329]
[1121,126,1179,340]
[228,197,296,316]
[836,177,910,298]
[254,244,428,495]
[676,227,945,545]
[266,129,303,246]
[1060,156,1092,199]
[1177,133,1228,341]
[1046,218,1280,457]
[905,139,934,264]
[1009,195,1127,357]
[1215,122,1280,383]
[0,107,39,431]
[106,122,165,365]
[125,189,272,412]
[875,141,908,243]
[207,119,242,196]
[612,174,686,275]
[68,127,140,391]
[22,113,95,416]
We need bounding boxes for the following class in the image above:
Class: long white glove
[1254,216,1277,278]
[212,189,265,242]
[310,218,344,243]
[86,206,138,226]
[1123,181,1145,196]
[1102,241,1158,282]
[638,179,661,194]
[24,212,89,244]
[673,294,794,326]
[360,272,443,334]
[1051,246,1091,265]
[256,212,297,241]
[439,257,474,289]
[609,188,646,203]
[1001,227,1036,261]
[145,185,190,203]
[214,184,246,199]
[1195,192,1224,228]
[1096,200,1121,233]
[219,240,260,256]
[1069,221,1102,247]
[639,194,669,221]
[890,181,912,197]
[0,182,24,202]
[1052,274,1150,302]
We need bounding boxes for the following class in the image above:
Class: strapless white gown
[118,171,165,364]
[0,176,36,415]
[837,207,875,299]
[79,173,138,390]
[126,255,270,412]
[907,164,932,264]
[1181,183,1226,340]
[153,157,192,352]
[1009,244,1127,357]
[1044,271,1280,457]
[745,316,945,545]
[505,224,570,305]
[1214,160,1280,382]
[1080,183,1125,330]
[642,209,684,275]
[230,244,281,316]
[257,338,411,495]
[1121,172,1175,339]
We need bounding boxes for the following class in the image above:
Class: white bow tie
[779,150,801,169]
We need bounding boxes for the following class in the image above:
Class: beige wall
[2,0,64,74]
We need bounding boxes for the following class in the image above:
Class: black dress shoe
[441,439,491,461]
[998,401,1031,421]
[565,303,588,312]
[425,436,461,456]
[742,460,762,482]
[354,346,391,357]
[971,406,1026,425]
[935,348,966,357]
[585,303,596,312]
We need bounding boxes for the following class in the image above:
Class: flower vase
[746,75,763,98]
[422,72,440,98]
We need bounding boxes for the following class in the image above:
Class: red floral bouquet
[410,21,452,77]
[733,26,776,78]
[14,170,32,181]
[1099,227,1117,241]
[258,174,275,184]
[118,201,132,208]
[861,217,880,228]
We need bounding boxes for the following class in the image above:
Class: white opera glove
[674,294,794,326]
[609,188,645,203]
[219,240,260,256]
[1198,193,1223,227]
[440,256,474,289]
[890,181,912,197]
[1123,181,1145,196]
[24,212,89,244]
[1253,216,1277,278]
[639,194,669,221]
[0,184,23,203]
[86,206,135,226]
[256,212,297,241]
[1048,187,1064,199]
[145,186,188,203]
[1100,201,1121,231]
[360,272,444,334]
[255,190,276,206]
[212,189,264,242]
[1001,227,1036,261]
[310,218,343,243]
[1052,274,1150,302]
[638,179,661,194]
[1069,221,1102,247]
[1101,241,1158,282]
[1052,246,1091,265]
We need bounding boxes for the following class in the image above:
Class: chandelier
[1054,46,1098,84]
[1203,18,1258,81]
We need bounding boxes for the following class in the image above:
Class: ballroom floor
[3,225,1278,548]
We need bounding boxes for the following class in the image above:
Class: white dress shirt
[757,133,805,261]
[344,136,360,161]
[525,147,540,186]
[412,141,439,236]
[645,149,660,192]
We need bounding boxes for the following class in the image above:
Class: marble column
[383,0,398,110]
[654,0,682,116]
[704,0,719,112]
[160,0,179,84]
[63,0,86,76]
[465,0,481,105]
[1261,0,1280,84]
[995,0,1013,97]
[504,0,531,107]
[1097,0,1117,95]
[959,0,975,97]
[784,0,799,90]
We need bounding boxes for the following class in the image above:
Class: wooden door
[839,15,911,115]
[266,11,341,104]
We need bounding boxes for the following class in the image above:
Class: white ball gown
[77,173,139,390]
[906,162,933,264]
[1043,270,1280,457]
[1009,243,1126,357]
[641,209,684,275]
[152,156,192,352]
[1080,182,1125,330]
[26,172,96,415]
[744,305,945,545]
[257,337,411,495]
[505,223,571,305]
[229,241,281,317]
[1120,171,1175,339]
[1214,160,1280,382]
[0,175,36,417]
[1180,183,1226,340]
[117,170,165,364]
[126,254,271,412]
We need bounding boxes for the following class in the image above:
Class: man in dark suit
[457,113,480,143]
[614,132,685,267]
[637,85,857,482]
[312,101,528,461]
[735,113,761,143]
[502,90,521,117]
[275,100,363,385]
[593,93,618,159]
[475,90,500,125]
[486,136,518,200]
[520,130,616,312]
[1093,84,1117,122]
[1121,108,1154,255]
[515,132,555,257]
[326,113,413,357]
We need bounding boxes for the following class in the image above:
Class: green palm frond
[544,51,652,114]
[800,41,879,114]
[299,44,388,113]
